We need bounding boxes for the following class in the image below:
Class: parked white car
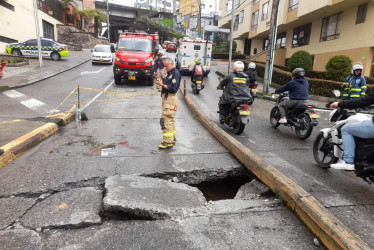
[91,45,113,64]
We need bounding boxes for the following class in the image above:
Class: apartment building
[218,0,374,77]
[136,0,174,12]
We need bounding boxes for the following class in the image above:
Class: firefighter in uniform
[342,64,367,100]
[154,52,166,91]
[155,57,181,149]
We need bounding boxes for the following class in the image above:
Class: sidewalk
[0,50,91,151]
[0,49,91,90]
[211,60,336,110]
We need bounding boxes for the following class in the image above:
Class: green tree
[287,50,313,73]
[325,55,352,81]
[58,0,78,9]
[224,40,237,53]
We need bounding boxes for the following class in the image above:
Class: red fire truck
[113,31,159,85]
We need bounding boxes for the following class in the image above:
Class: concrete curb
[0,111,76,169]
[0,123,58,169]
[181,90,371,249]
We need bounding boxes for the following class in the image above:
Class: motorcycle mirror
[332,90,341,98]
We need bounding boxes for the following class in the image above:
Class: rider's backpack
[194,65,203,76]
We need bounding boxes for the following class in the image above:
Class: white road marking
[81,80,114,111]
[80,67,106,75]
[3,90,25,98]
[3,89,52,114]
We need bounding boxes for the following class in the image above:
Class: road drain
[191,176,252,201]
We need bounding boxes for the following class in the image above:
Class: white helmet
[233,61,244,72]
[248,62,256,69]
[352,63,363,74]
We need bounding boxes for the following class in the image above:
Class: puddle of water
[191,176,252,201]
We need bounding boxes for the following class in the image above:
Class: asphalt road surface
[0,53,372,248]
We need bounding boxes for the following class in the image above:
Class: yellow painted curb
[59,111,75,126]
[0,123,58,169]
[183,93,371,249]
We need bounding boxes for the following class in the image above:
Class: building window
[289,0,298,11]
[234,14,239,31]
[263,39,269,50]
[42,20,55,40]
[251,10,259,29]
[239,10,244,23]
[66,14,74,24]
[292,23,311,47]
[320,13,342,42]
[262,1,269,20]
[356,3,368,24]
[201,4,205,9]
[253,0,259,4]
[276,32,286,48]
[234,0,240,9]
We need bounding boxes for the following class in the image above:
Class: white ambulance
[176,37,212,75]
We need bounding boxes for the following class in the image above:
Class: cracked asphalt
[0,57,323,249]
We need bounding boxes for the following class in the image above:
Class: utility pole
[106,0,110,42]
[198,0,202,38]
[33,0,43,67]
[263,0,280,93]
[228,0,235,74]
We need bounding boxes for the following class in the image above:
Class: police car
[5,38,68,61]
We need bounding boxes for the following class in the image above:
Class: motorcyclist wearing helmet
[342,63,367,100]
[329,93,374,170]
[154,52,166,91]
[274,68,309,124]
[245,62,257,86]
[191,58,206,82]
[217,61,253,123]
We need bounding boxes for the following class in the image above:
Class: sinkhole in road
[191,175,252,201]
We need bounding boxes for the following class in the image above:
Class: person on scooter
[342,64,367,100]
[275,68,309,124]
[329,93,374,170]
[191,58,205,83]
[217,61,252,123]
[245,62,257,86]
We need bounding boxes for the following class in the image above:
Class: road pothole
[191,176,252,201]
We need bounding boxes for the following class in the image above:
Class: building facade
[218,0,374,77]
[0,0,96,53]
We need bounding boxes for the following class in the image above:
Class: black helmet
[292,68,305,78]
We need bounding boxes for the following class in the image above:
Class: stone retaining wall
[57,25,109,50]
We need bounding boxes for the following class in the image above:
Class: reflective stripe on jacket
[342,74,367,100]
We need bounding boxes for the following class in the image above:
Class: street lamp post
[228,0,235,74]
[33,0,43,67]
[106,0,110,43]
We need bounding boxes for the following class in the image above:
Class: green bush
[325,55,352,82]
[306,70,327,79]
[212,52,246,60]
[287,50,313,73]
[224,40,237,53]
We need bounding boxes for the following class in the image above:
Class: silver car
[91,45,113,64]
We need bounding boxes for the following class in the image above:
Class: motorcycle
[191,75,204,95]
[249,82,259,100]
[216,77,251,135]
[270,92,319,139]
[218,100,251,135]
[313,91,374,184]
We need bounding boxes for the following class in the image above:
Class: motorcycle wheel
[313,132,338,168]
[195,89,200,95]
[270,107,280,128]
[295,113,313,140]
[233,115,245,135]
